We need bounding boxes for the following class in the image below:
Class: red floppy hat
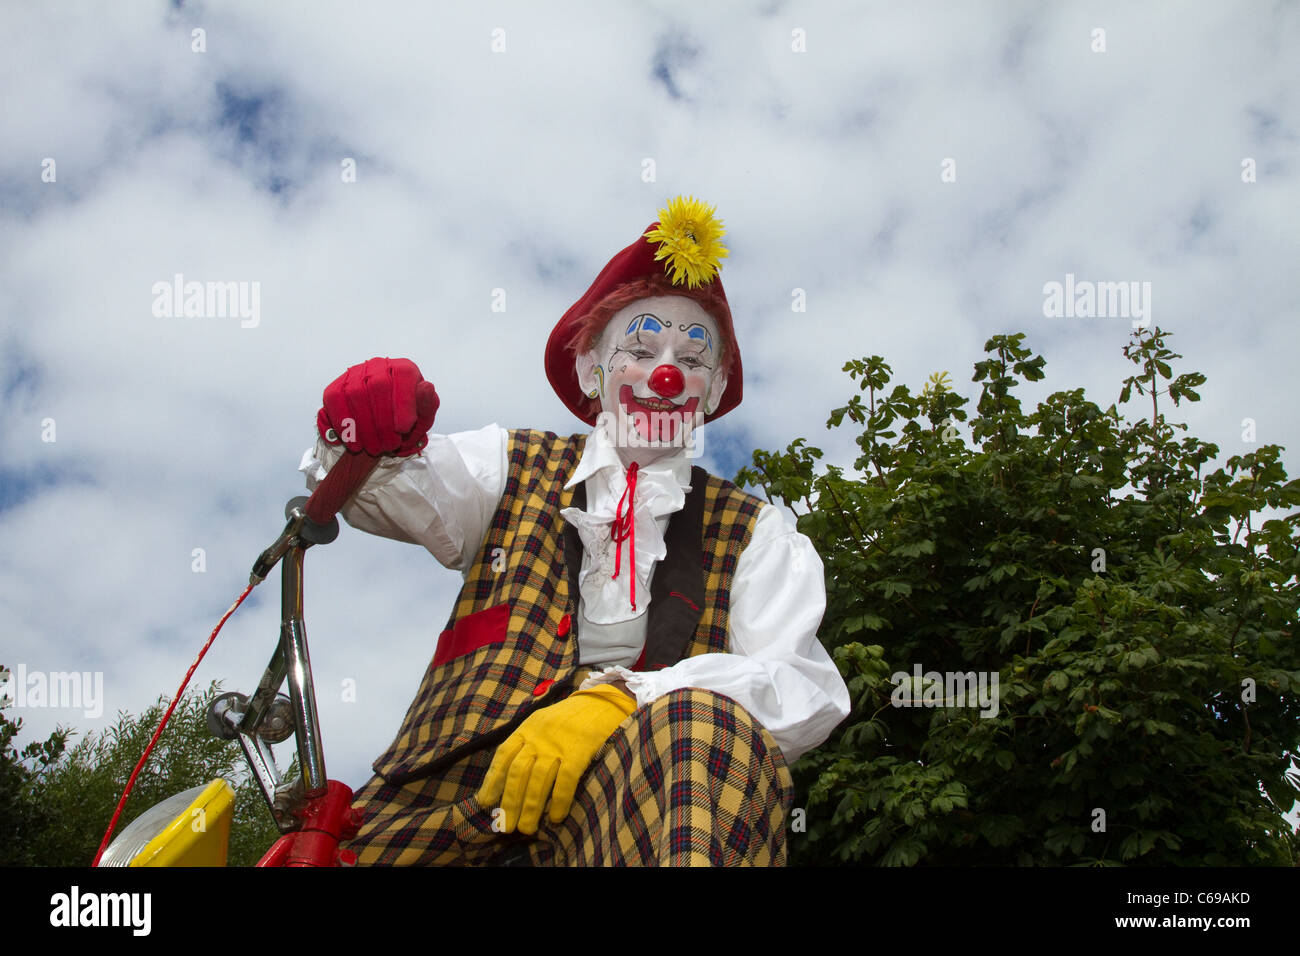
[545,197,743,426]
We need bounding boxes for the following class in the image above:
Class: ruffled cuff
[577,665,659,708]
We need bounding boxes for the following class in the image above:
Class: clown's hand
[316,357,440,457]
[477,684,637,835]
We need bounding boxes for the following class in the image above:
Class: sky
[1,1,1297,835]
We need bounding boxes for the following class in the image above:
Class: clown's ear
[575,348,602,400]
[706,368,728,417]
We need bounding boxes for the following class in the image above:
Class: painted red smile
[619,385,700,442]
[620,385,699,415]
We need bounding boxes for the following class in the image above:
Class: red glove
[316,357,440,457]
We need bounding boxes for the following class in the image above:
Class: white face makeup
[576,296,728,463]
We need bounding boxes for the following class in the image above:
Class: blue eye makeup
[625,313,665,336]
[682,323,713,353]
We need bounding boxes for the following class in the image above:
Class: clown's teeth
[628,393,677,410]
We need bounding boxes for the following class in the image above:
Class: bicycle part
[256,780,363,867]
[208,691,295,744]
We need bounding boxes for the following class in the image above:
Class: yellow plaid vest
[372,428,765,784]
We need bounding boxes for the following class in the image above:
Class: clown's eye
[681,356,704,368]
[630,349,654,359]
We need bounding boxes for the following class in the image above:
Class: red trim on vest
[431,602,510,668]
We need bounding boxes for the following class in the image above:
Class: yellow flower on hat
[643,195,729,289]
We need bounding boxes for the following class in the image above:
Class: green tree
[0,675,284,867]
[738,328,1300,865]
[0,691,69,866]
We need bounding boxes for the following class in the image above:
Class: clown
[302,197,849,865]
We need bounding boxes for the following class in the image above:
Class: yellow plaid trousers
[347,686,793,866]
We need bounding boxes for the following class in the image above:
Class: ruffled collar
[561,418,692,623]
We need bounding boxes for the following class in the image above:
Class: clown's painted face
[577,296,727,459]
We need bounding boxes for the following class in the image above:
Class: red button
[557,614,571,637]
[533,679,555,697]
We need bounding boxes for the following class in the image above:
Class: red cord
[611,462,639,611]
[91,581,255,867]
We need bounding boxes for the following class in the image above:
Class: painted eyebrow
[624,313,666,337]
[681,323,714,353]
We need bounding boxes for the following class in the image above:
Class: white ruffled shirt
[300,422,850,762]
[559,419,687,658]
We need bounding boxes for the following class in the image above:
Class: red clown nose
[648,364,684,398]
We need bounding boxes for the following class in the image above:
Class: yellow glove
[477,683,637,835]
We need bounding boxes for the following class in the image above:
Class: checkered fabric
[348,744,501,867]
[350,428,777,864]
[372,429,589,785]
[348,688,792,866]
[538,687,793,865]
